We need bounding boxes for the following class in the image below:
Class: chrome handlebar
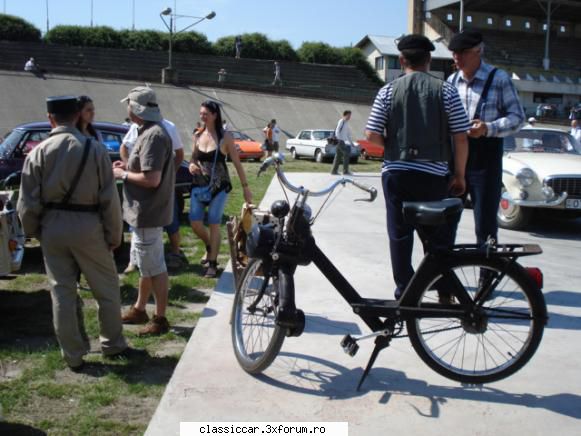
[257,153,377,202]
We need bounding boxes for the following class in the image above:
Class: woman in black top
[189,100,253,278]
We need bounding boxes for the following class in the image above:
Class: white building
[355,34,454,83]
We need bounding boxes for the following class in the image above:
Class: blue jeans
[189,187,229,225]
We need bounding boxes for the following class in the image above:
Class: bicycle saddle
[402,198,463,226]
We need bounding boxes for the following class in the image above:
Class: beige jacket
[17,125,122,246]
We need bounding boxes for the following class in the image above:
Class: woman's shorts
[189,187,229,224]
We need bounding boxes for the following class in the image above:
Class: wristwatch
[122,171,129,182]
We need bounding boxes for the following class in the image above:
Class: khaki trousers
[41,212,126,367]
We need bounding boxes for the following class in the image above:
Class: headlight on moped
[516,168,536,187]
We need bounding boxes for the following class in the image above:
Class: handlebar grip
[351,180,378,202]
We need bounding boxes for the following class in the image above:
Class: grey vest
[386,72,450,162]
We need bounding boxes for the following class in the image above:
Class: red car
[231,131,263,161]
[356,139,383,160]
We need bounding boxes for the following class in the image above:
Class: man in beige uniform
[17,96,133,371]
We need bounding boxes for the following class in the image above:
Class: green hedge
[0,16,380,84]
[0,14,41,42]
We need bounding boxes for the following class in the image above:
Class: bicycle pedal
[340,335,359,357]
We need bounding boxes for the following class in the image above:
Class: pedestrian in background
[76,95,98,139]
[331,110,354,175]
[272,61,282,86]
[235,36,242,59]
[270,119,281,153]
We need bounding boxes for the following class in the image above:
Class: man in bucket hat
[447,29,524,248]
[365,34,470,302]
[113,86,175,335]
[17,96,140,370]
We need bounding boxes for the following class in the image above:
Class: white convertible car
[285,129,359,163]
[498,126,581,229]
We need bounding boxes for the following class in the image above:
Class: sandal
[204,260,218,278]
[200,245,211,267]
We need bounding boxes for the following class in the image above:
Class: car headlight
[516,168,536,187]
[542,185,555,200]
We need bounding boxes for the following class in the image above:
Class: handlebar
[258,153,377,202]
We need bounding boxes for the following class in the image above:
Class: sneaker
[138,315,170,336]
[342,171,353,176]
[104,347,149,361]
[121,306,149,324]
[123,263,137,274]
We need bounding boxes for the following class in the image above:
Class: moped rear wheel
[407,258,546,384]
[231,258,286,374]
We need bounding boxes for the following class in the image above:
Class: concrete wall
[0,70,374,153]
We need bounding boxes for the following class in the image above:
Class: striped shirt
[448,61,524,138]
[366,75,470,176]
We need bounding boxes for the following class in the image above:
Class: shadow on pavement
[257,352,581,420]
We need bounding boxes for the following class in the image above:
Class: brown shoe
[122,306,149,324]
[138,315,170,336]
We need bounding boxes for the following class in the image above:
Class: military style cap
[397,34,435,52]
[121,86,162,122]
[448,29,483,51]
[46,96,79,114]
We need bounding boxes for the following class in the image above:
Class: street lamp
[159,7,216,83]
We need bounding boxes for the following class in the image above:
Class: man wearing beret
[447,29,525,248]
[112,86,174,336]
[17,96,134,371]
[365,34,470,300]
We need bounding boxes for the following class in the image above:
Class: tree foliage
[0,14,41,42]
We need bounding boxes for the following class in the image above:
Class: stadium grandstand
[405,0,581,120]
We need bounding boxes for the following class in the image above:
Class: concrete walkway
[146,172,581,436]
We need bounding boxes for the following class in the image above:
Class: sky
[2,0,409,49]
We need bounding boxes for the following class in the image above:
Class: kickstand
[357,335,391,391]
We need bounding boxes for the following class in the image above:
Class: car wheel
[290,147,299,160]
[315,149,323,163]
[362,150,370,160]
[497,188,533,230]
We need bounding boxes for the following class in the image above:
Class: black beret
[448,29,483,51]
[46,96,79,114]
[397,34,435,52]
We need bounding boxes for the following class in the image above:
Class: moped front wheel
[231,258,286,374]
[406,258,546,384]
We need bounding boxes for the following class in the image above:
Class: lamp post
[159,7,216,84]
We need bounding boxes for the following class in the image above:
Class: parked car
[230,131,263,161]
[0,121,192,212]
[286,129,359,163]
[498,127,581,229]
[356,139,383,160]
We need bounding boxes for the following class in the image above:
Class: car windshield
[504,129,581,154]
[0,129,24,158]
[312,130,334,140]
[231,131,252,141]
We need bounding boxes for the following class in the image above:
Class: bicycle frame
[240,154,547,388]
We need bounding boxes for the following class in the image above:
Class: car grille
[545,177,581,197]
